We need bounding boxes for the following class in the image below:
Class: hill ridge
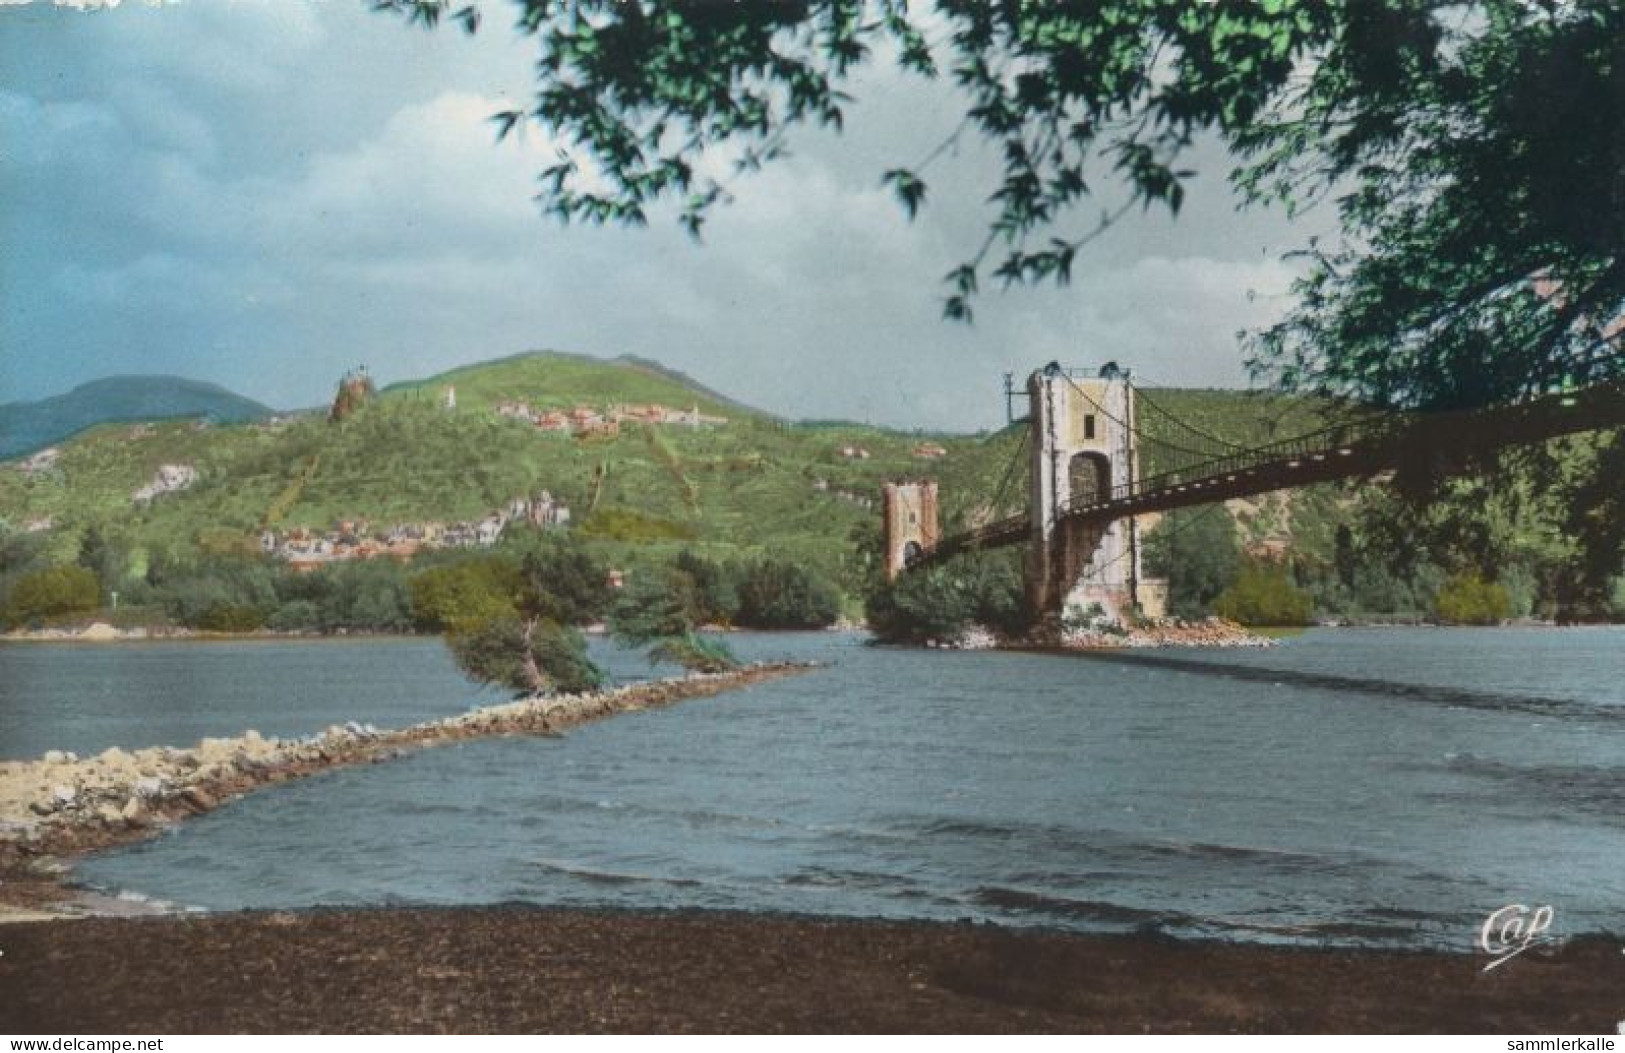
[0,375,274,460]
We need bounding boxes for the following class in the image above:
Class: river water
[5,628,1623,951]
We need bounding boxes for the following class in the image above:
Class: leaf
[882,168,928,220]
[490,110,524,142]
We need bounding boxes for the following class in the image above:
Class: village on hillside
[259,490,572,571]
[492,395,728,436]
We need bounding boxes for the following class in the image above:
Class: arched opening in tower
[1069,452,1112,506]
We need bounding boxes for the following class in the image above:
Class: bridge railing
[909,416,1401,569]
[1063,413,1406,517]
[906,378,1625,573]
[906,514,1027,568]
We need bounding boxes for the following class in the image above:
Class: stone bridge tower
[882,481,940,582]
[1026,365,1150,625]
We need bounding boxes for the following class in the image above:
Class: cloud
[0,2,1331,428]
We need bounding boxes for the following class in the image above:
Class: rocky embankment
[0,661,817,914]
[1,621,175,642]
[929,617,1274,651]
[1057,616,1275,649]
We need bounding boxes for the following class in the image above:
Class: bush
[648,633,738,673]
[734,558,841,629]
[519,542,614,626]
[610,569,700,643]
[338,568,415,632]
[447,616,604,696]
[2,565,101,627]
[1432,573,1511,625]
[193,603,265,633]
[1213,564,1313,626]
[960,550,1027,636]
[1143,507,1241,619]
[610,567,738,672]
[674,550,737,625]
[409,557,520,631]
[866,566,974,644]
[865,549,1026,644]
[156,557,277,628]
[576,507,697,542]
[267,599,320,632]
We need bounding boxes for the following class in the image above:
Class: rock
[134,776,165,799]
[51,785,79,809]
[28,800,55,817]
[0,818,40,841]
[78,622,120,641]
[120,797,149,827]
[43,750,68,765]
[95,803,123,825]
[99,746,131,766]
[180,786,217,812]
[197,737,237,762]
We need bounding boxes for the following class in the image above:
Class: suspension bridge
[882,364,1625,624]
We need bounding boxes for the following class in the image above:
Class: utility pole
[1125,370,1141,616]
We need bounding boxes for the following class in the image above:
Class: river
[4,628,1623,951]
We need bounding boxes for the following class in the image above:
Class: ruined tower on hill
[329,366,375,423]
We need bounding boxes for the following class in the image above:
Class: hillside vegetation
[2,350,1617,631]
[0,352,1021,597]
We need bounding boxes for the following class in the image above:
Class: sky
[0,0,1336,431]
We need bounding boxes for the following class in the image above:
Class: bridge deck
[908,380,1625,572]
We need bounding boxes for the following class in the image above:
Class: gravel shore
[3,907,1620,1033]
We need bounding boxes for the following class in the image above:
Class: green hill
[382,351,759,419]
[0,352,1036,588]
[0,353,1347,580]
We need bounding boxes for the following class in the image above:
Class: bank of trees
[0,514,845,630]
[0,522,845,695]
[1141,480,1625,626]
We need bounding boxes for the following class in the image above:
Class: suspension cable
[1130,382,1251,452]
[1056,371,1217,462]
[986,427,1030,515]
